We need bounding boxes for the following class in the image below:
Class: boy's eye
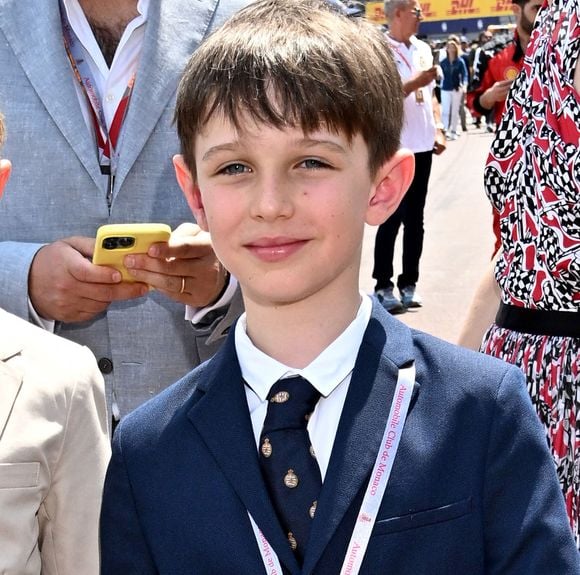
[299,158,329,169]
[219,163,250,175]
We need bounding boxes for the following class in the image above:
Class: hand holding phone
[93,223,172,282]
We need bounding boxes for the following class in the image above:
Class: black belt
[495,302,580,338]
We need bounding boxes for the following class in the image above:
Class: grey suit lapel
[113,0,218,192]
[0,0,104,191]
[114,0,252,192]
[303,302,419,574]
[190,335,301,575]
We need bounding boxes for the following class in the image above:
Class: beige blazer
[0,309,110,575]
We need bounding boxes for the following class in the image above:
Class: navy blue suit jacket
[100,301,580,574]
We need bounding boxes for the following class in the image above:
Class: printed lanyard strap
[250,362,416,575]
[59,0,135,175]
[249,514,284,575]
[386,38,414,73]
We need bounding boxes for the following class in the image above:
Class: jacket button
[97,357,114,374]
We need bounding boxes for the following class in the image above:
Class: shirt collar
[63,0,150,24]
[236,293,372,401]
[386,34,417,51]
[137,0,149,17]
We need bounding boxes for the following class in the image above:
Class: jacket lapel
[112,0,217,192]
[0,1,104,191]
[0,318,24,441]
[114,0,252,192]
[0,362,23,442]
[303,301,419,574]
[190,334,301,575]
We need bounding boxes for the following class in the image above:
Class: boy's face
[0,159,11,198]
[174,114,413,309]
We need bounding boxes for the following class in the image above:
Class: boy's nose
[250,178,294,221]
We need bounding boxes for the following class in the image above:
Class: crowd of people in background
[412,15,537,142]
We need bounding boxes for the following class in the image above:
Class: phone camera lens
[118,236,135,248]
[102,237,118,250]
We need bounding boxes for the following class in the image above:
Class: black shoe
[399,285,422,309]
[375,288,405,314]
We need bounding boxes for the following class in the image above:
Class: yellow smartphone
[93,223,172,281]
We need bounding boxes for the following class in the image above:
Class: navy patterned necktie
[259,376,322,564]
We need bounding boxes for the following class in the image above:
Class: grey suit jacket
[0,309,110,575]
[0,0,248,416]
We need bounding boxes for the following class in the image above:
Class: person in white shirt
[372,0,446,314]
[0,0,248,424]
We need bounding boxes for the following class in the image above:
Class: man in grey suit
[0,0,248,421]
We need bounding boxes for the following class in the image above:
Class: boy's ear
[0,159,11,199]
[172,154,208,231]
[366,150,415,226]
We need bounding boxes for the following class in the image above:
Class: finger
[172,222,203,238]
[79,280,150,303]
[153,239,214,260]
[146,237,215,263]
[56,288,144,322]
[54,298,111,323]
[63,236,97,259]
[149,224,211,260]
[127,268,184,294]
[68,296,111,316]
[128,263,223,299]
[70,256,125,284]
[125,252,218,281]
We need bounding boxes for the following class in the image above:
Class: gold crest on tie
[284,469,299,488]
[309,445,316,458]
[309,500,317,519]
[261,438,272,458]
[288,532,297,550]
[270,391,290,403]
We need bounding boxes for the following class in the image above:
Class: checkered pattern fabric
[485,1,580,311]
[482,0,580,546]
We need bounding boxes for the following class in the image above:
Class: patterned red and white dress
[482,0,580,543]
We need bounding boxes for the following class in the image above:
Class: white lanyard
[250,363,416,575]
[249,513,284,575]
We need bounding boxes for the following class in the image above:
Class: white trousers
[441,89,463,134]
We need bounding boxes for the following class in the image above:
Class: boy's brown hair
[175,0,403,176]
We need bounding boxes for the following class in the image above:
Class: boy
[99,1,579,573]
[0,114,110,574]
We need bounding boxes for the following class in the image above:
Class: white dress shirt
[62,0,149,140]
[386,34,437,153]
[236,294,372,481]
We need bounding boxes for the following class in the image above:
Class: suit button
[98,357,114,374]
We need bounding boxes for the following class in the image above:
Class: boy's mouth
[245,237,309,262]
